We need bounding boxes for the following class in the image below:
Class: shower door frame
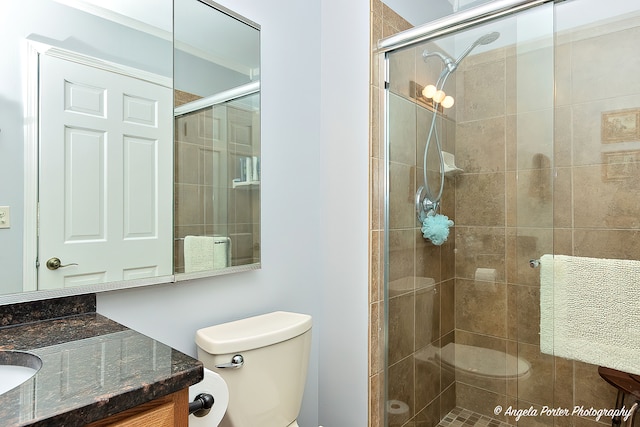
[379,0,557,425]
[378,0,553,54]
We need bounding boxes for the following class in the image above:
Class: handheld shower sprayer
[422,31,500,74]
[417,31,500,245]
[452,31,500,69]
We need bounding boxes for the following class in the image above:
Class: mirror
[0,0,260,300]
[173,0,261,277]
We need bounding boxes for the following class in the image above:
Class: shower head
[453,31,500,67]
[477,31,500,45]
[422,31,500,74]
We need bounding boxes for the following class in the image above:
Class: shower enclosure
[377,0,640,425]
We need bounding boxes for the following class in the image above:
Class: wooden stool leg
[625,401,639,427]
[613,390,626,426]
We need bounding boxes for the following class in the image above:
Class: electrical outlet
[0,206,10,229]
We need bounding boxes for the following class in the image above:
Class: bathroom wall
[381,0,453,26]
[97,0,370,426]
[317,0,370,424]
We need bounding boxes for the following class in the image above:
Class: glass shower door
[383,2,554,426]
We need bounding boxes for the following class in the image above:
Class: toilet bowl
[189,368,229,426]
[195,311,312,427]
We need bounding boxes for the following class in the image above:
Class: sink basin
[0,351,42,395]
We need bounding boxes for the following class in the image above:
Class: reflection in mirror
[35,49,174,290]
[173,0,261,274]
[0,0,260,302]
[1,0,173,297]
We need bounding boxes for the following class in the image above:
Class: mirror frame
[0,0,260,306]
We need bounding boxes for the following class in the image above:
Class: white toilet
[195,311,312,427]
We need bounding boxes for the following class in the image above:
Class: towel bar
[529,259,540,268]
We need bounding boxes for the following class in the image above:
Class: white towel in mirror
[184,236,231,273]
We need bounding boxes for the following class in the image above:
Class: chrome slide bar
[377,0,554,54]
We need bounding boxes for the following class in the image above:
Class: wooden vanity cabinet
[84,388,189,427]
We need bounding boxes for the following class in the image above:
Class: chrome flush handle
[215,354,244,369]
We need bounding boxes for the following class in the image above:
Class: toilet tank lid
[196,311,312,354]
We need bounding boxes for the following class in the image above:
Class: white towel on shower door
[539,253,640,374]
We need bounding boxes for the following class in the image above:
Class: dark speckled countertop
[0,294,203,427]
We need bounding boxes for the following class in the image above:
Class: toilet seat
[439,343,531,379]
[415,343,531,379]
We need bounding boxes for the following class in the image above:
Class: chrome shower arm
[423,50,457,72]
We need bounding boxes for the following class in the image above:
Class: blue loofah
[421,213,454,246]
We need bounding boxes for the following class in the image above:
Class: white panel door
[38,54,172,290]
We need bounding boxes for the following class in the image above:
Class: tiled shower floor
[437,407,513,427]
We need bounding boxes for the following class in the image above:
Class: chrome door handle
[215,354,244,369]
[46,257,79,270]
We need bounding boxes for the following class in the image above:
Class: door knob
[46,257,78,270]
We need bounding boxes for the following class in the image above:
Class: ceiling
[53,0,259,75]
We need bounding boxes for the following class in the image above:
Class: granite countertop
[0,295,203,426]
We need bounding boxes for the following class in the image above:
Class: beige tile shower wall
[452,39,513,422]
[174,108,215,273]
[370,2,409,426]
[371,2,458,426]
[226,106,261,266]
[453,14,640,427]
[553,15,640,422]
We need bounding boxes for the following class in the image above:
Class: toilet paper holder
[189,393,215,417]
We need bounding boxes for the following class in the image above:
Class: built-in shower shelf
[232,180,260,189]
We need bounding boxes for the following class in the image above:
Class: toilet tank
[195,311,312,427]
